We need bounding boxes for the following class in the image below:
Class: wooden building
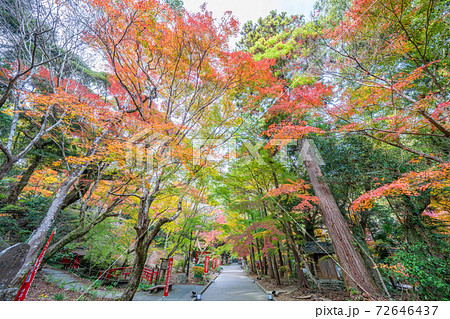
[302,241,340,280]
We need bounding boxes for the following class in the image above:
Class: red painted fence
[98,267,158,285]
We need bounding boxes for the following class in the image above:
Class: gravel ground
[248,273,349,301]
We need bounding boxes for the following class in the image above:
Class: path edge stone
[250,276,277,301]
[191,271,221,301]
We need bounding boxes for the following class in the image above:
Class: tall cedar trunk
[11,164,89,286]
[281,221,311,288]
[299,139,384,300]
[2,155,42,206]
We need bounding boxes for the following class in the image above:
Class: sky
[182,0,317,48]
[182,0,316,25]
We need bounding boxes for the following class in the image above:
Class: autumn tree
[235,9,386,299]
[82,0,274,300]
[0,0,93,180]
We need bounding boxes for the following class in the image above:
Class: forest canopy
[0,0,448,302]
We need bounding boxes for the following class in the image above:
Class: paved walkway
[201,264,268,301]
[41,267,202,301]
[133,284,204,301]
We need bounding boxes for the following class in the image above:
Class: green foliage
[192,266,204,277]
[0,111,13,138]
[138,282,153,291]
[0,215,19,241]
[53,293,65,301]
[278,265,289,276]
[164,0,183,11]
[237,10,303,53]
[172,259,185,273]
[0,194,56,243]
[389,243,450,301]
[92,280,102,289]
[82,219,130,269]
[237,10,305,78]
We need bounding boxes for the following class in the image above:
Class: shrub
[138,282,153,291]
[388,243,450,300]
[192,266,204,277]
[53,293,65,301]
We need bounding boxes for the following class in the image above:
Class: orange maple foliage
[266,179,319,211]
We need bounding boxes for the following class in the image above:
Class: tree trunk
[120,194,182,301]
[250,244,257,274]
[0,159,15,182]
[43,225,89,264]
[2,155,42,206]
[120,228,149,301]
[271,255,281,285]
[120,215,178,300]
[267,251,274,279]
[286,243,293,274]
[299,139,384,300]
[255,238,264,276]
[60,179,93,212]
[11,128,110,286]
[258,239,268,276]
[43,213,111,264]
[276,241,284,267]
[281,221,311,288]
[11,163,89,286]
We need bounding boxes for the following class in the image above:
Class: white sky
[183,0,316,25]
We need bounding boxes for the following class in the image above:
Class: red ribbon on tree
[15,229,56,301]
[164,257,173,297]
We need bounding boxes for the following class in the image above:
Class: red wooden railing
[98,267,159,285]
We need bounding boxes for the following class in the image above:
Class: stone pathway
[133,284,203,301]
[41,267,203,301]
[200,264,268,301]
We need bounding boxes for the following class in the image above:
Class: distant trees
[0,0,448,302]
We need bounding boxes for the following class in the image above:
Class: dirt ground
[248,273,349,301]
[25,265,213,301]
[26,272,110,301]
